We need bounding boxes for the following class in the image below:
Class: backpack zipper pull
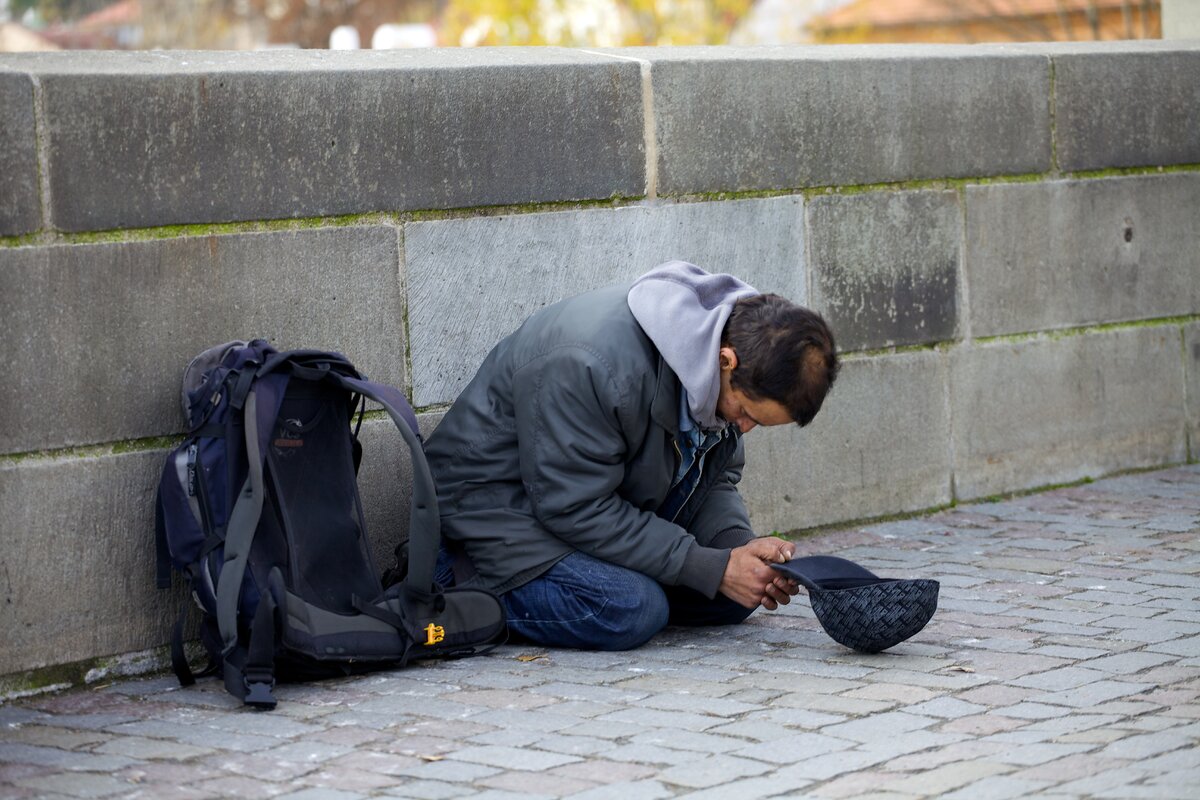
[186,444,199,497]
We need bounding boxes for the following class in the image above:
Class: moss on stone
[402,195,634,224]
[975,315,1200,347]
[1,646,177,701]
[796,172,1053,202]
[1066,163,1200,180]
[842,341,945,359]
[1,434,182,465]
[0,660,93,699]
[685,188,797,203]
[779,501,957,541]
[7,212,393,248]
[412,403,451,415]
[967,172,1048,185]
[18,164,1192,252]
[0,444,104,464]
[977,476,1095,504]
[354,409,391,424]
[111,436,182,455]
[0,232,44,248]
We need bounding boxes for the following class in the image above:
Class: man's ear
[719,346,739,372]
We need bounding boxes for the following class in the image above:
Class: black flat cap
[772,555,939,654]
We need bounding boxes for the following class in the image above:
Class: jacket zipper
[670,428,734,525]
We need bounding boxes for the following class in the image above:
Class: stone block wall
[1,42,1197,682]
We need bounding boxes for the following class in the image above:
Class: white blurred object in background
[1162,0,1200,37]
[329,24,360,49]
[371,23,436,49]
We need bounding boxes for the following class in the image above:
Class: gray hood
[627,261,759,430]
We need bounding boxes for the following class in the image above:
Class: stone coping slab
[0,49,645,232]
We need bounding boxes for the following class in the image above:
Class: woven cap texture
[809,579,939,654]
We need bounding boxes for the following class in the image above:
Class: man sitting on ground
[425,261,839,650]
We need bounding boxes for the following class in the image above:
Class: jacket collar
[650,357,681,435]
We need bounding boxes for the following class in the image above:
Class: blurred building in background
[2,0,438,49]
[0,19,58,47]
[730,0,845,43]
[0,0,1179,50]
[808,0,1162,43]
[40,0,143,48]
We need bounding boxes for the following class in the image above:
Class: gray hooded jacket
[424,263,760,597]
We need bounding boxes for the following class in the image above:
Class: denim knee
[433,542,456,587]
[502,553,669,651]
[591,568,670,650]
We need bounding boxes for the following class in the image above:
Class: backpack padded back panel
[267,381,378,612]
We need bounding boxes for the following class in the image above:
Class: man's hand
[719,537,801,610]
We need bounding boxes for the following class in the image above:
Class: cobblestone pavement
[3,465,1199,800]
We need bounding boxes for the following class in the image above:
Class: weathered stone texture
[356,417,411,580]
[740,351,952,534]
[1050,43,1200,171]
[619,46,1049,193]
[1186,323,1200,462]
[964,175,1200,338]
[0,50,643,231]
[0,69,39,236]
[964,175,1200,337]
[808,190,959,351]
[406,197,805,407]
[0,450,177,675]
[950,328,1187,500]
[0,227,405,455]
[356,412,442,578]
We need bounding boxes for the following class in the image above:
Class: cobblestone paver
[3,465,1199,798]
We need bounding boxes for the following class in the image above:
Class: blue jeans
[436,548,753,651]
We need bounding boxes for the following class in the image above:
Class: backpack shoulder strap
[214,371,288,657]
[329,375,437,605]
[215,386,264,657]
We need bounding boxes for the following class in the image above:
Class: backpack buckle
[230,366,258,411]
[243,677,277,710]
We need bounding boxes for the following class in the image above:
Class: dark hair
[722,294,839,427]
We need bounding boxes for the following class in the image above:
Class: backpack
[154,340,506,709]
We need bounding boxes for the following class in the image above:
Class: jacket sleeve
[511,345,726,593]
[687,435,756,549]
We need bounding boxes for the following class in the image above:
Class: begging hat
[772,555,939,653]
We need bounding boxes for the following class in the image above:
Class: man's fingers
[743,537,794,564]
[762,582,791,607]
[768,582,796,606]
[754,538,795,564]
[774,577,800,596]
[726,543,799,610]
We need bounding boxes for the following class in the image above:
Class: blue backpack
[155,340,505,709]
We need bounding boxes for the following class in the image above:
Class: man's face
[716,347,792,434]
